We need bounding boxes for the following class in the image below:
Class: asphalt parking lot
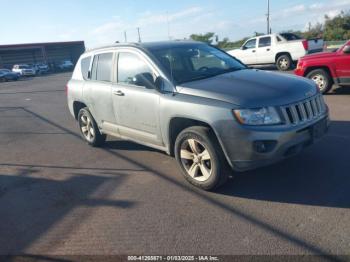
[0,72,349,257]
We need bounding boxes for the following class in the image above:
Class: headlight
[233,107,281,125]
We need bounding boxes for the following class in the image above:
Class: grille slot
[281,95,326,125]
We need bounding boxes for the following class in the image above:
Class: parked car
[0,69,20,82]
[12,64,36,76]
[27,63,49,75]
[67,41,329,190]
[58,60,74,71]
[227,33,324,71]
[295,40,350,94]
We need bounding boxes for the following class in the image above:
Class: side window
[118,52,155,88]
[90,53,113,82]
[258,37,271,47]
[243,39,257,50]
[81,56,91,80]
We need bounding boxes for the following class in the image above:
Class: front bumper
[219,113,330,172]
[22,71,35,76]
[294,67,305,77]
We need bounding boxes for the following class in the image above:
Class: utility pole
[137,27,141,43]
[167,12,171,40]
[124,31,127,42]
[267,0,270,34]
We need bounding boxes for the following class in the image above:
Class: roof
[0,41,85,49]
[86,40,203,53]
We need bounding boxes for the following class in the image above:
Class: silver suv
[67,41,329,190]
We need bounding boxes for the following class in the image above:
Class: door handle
[252,50,256,53]
[267,48,270,51]
[113,90,125,96]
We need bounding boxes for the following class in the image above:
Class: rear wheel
[174,126,230,191]
[306,69,333,94]
[276,54,292,71]
[78,108,106,147]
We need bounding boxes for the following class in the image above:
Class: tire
[174,126,230,191]
[306,69,333,94]
[276,54,292,71]
[78,107,106,147]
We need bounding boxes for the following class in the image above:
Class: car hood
[301,51,337,61]
[176,69,317,107]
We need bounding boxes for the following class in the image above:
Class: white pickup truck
[227,33,324,71]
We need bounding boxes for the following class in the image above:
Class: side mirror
[154,76,164,92]
[343,45,350,54]
[133,73,157,89]
[241,46,246,50]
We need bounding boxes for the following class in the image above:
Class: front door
[240,38,257,65]
[335,46,350,85]
[112,51,163,146]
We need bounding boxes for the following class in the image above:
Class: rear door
[256,36,273,64]
[111,50,163,146]
[84,52,117,132]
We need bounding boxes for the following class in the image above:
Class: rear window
[91,53,114,82]
[280,33,302,41]
[81,56,91,80]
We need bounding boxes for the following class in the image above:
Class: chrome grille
[281,95,326,125]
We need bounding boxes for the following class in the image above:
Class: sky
[0,0,349,48]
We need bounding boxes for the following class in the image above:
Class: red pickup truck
[295,40,350,94]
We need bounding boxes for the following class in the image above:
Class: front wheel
[78,108,106,147]
[174,126,230,191]
[276,54,292,71]
[306,69,333,94]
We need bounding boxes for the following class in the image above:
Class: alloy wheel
[180,138,212,182]
[80,114,95,142]
[279,58,289,70]
[312,74,326,91]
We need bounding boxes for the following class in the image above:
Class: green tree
[303,22,323,39]
[190,32,215,44]
[324,11,350,40]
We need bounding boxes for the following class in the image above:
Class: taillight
[65,84,69,96]
[302,40,309,51]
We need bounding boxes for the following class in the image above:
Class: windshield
[149,44,246,84]
[19,65,29,69]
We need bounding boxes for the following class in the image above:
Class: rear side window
[91,53,114,82]
[259,37,271,47]
[81,56,91,80]
[117,52,154,87]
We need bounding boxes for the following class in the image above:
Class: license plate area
[310,118,328,140]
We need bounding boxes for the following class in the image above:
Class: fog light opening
[253,140,277,153]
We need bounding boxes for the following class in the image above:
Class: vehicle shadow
[330,85,350,95]
[217,120,350,209]
[104,139,161,153]
[0,169,136,254]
